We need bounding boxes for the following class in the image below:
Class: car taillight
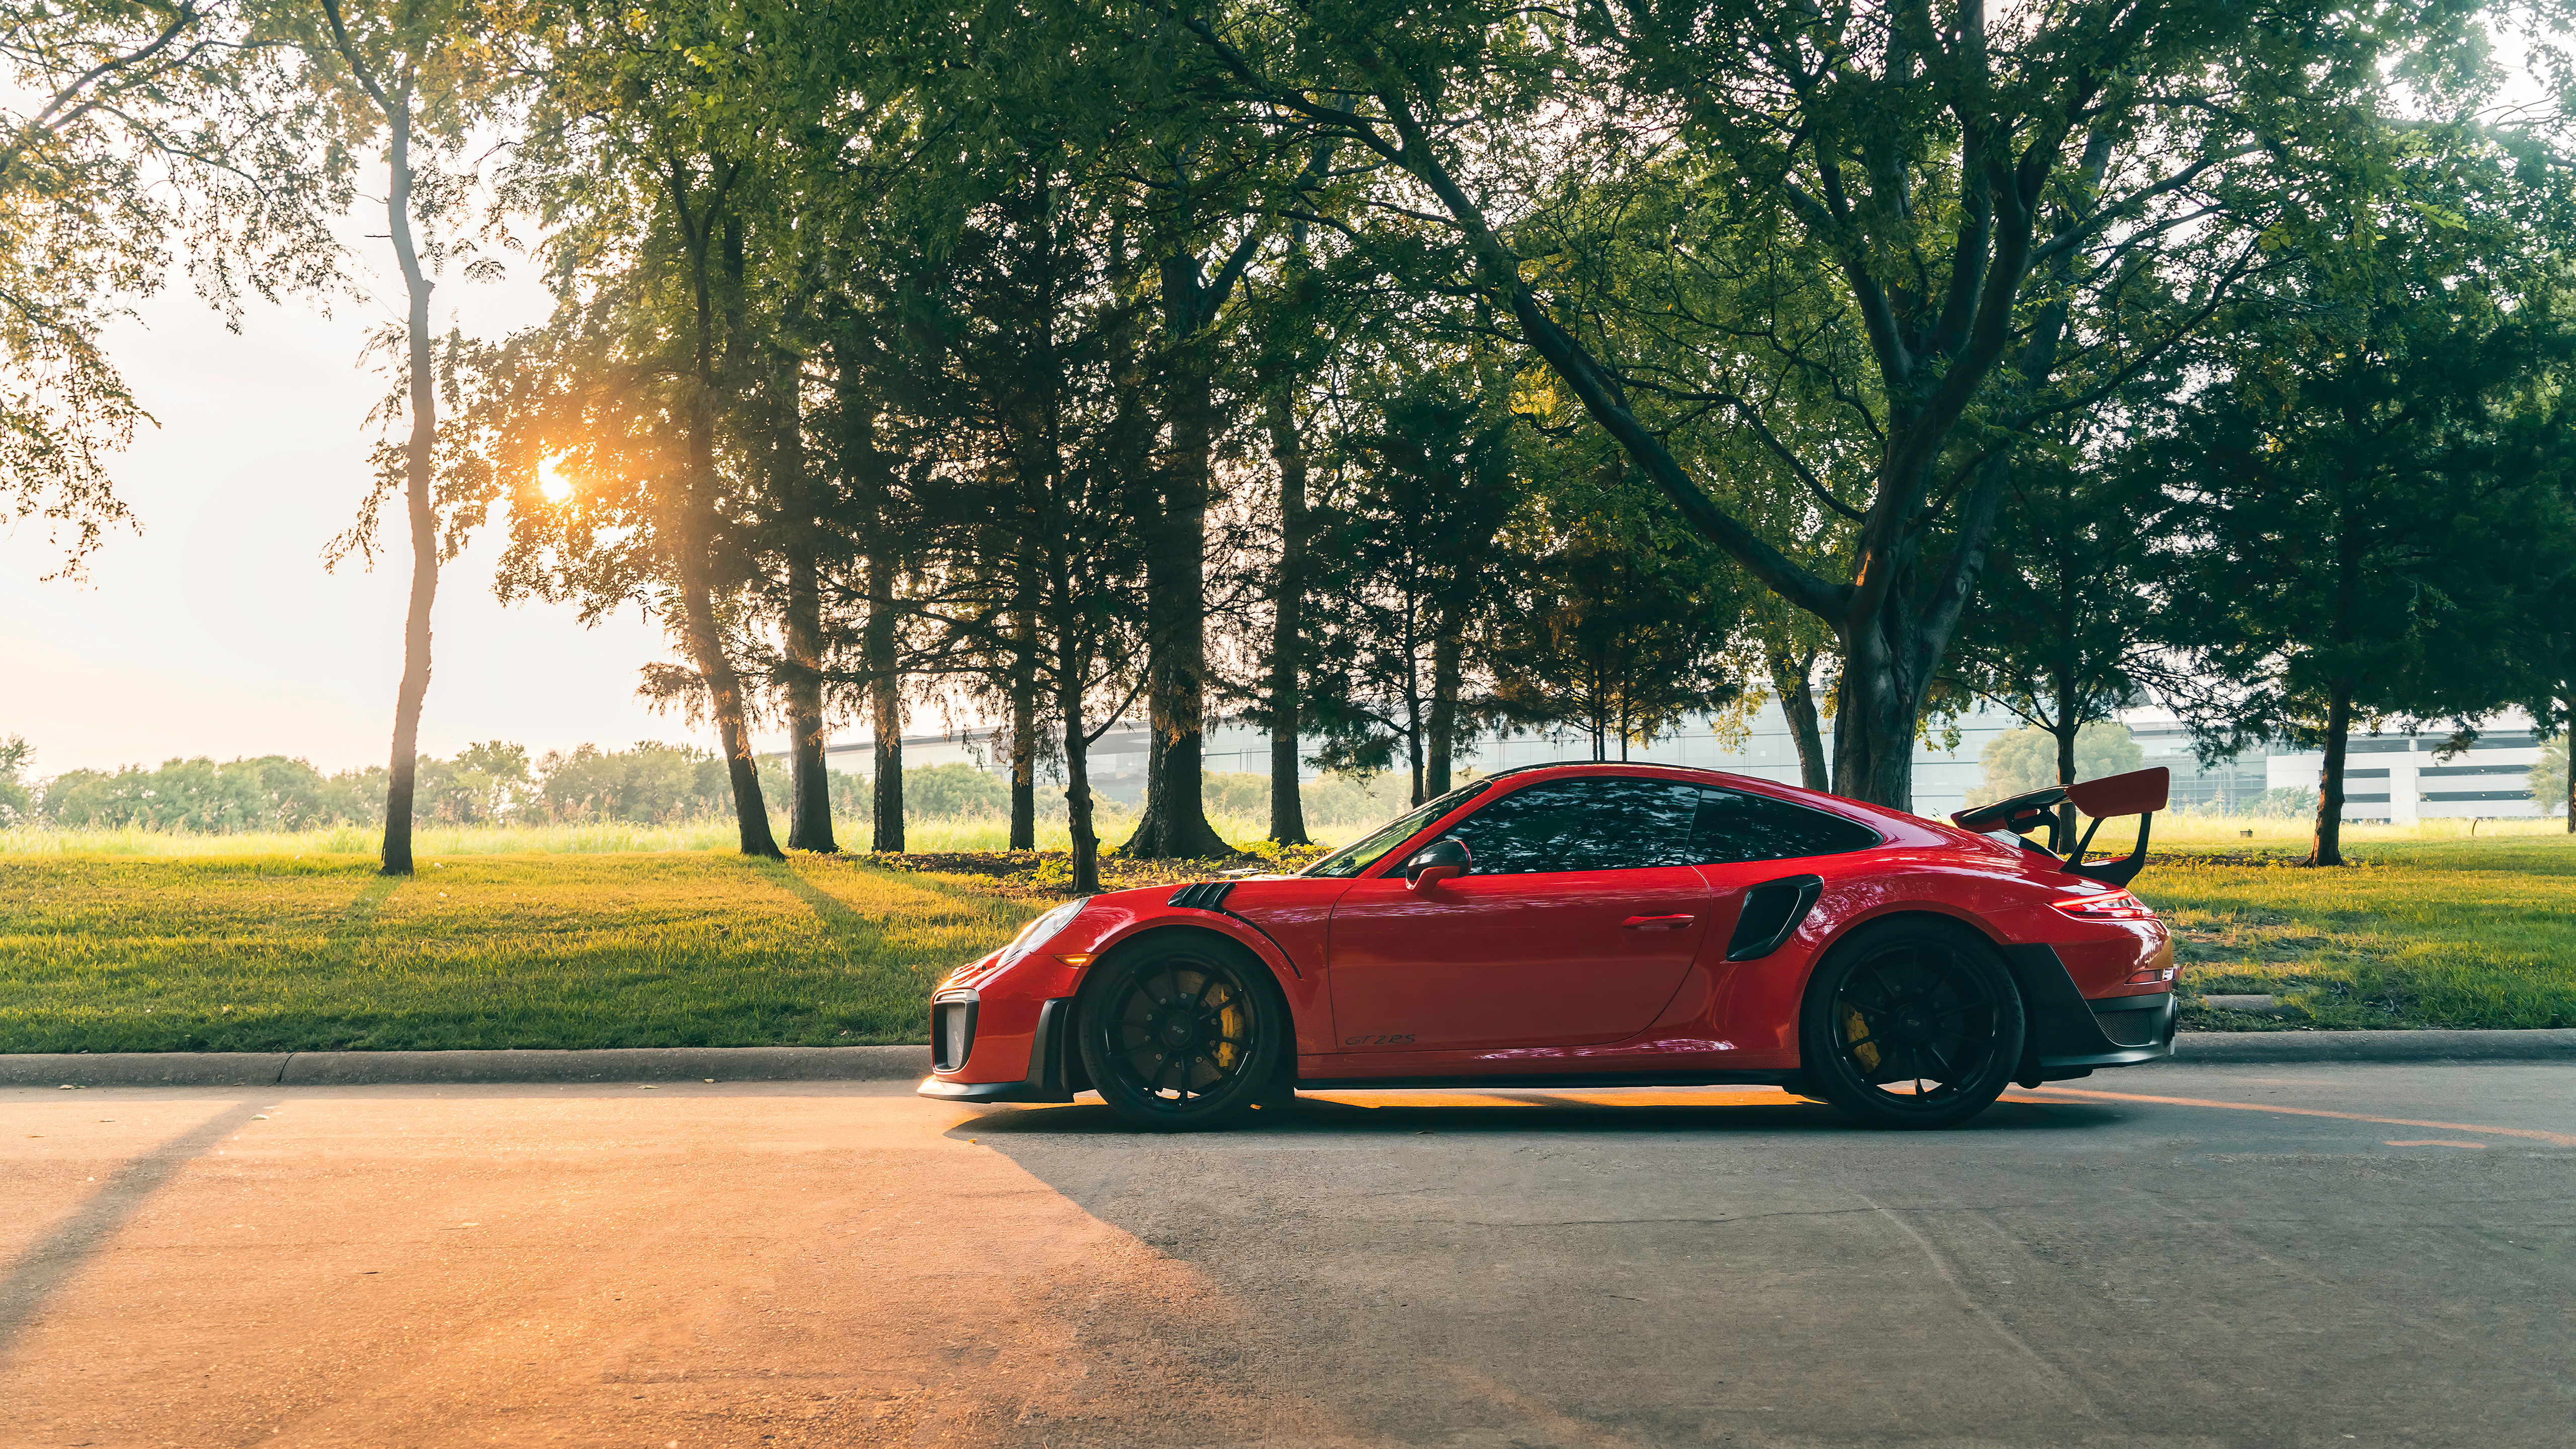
[2051,889,2157,921]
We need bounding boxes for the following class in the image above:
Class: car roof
[1478,759,1794,791]
[1468,760,1926,832]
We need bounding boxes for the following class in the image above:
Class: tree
[915,130,1159,887]
[1949,446,2187,845]
[2533,738,2569,822]
[2154,125,2576,865]
[2,0,340,572]
[1245,235,1330,844]
[1489,497,1748,764]
[0,735,33,825]
[475,0,937,860]
[284,0,507,874]
[1306,363,1517,804]
[1745,595,1834,792]
[1966,721,2143,807]
[1179,0,2513,809]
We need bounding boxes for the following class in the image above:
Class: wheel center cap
[1899,1010,1926,1035]
[1157,1013,1198,1050]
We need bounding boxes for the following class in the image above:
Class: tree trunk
[779,349,835,854]
[1123,250,1232,860]
[2052,660,2081,855]
[1262,378,1311,844]
[1405,707,1425,806]
[1826,500,1997,813]
[1428,625,1461,796]
[377,96,437,877]
[663,156,775,859]
[674,534,780,857]
[837,347,905,856]
[866,545,903,854]
[1829,617,1919,809]
[783,550,834,852]
[1765,644,1829,792]
[1009,607,1037,851]
[2310,681,2353,867]
[669,319,776,858]
[1059,629,1100,894]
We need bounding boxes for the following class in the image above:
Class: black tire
[1798,918,2026,1130]
[1077,933,1289,1132]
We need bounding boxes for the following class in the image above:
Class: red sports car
[919,761,2179,1130]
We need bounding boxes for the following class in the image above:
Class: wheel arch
[1799,900,2015,995]
[1791,904,2033,1064]
[1084,919,1299,994]
[1073,921,1303,1111]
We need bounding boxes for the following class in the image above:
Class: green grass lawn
[0,852,1044,1054]
[2,826,2569,1054]
[2140,833,2576,1030]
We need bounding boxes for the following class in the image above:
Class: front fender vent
[1725,875,1825,961]
[1168,881,1237,913]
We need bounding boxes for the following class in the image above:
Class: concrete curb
[2168,1029,2576,1064]
[8,1032,2573,1087]
[1,1045,932,1088]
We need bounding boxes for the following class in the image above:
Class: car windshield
[1300,780,1493,878]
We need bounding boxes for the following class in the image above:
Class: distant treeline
[0,738,1411,835]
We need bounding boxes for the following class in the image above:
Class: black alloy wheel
[1078,935,1287,1132]
[1798,919,2026,1130]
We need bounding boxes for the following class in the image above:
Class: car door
[1324,776,1713,1052]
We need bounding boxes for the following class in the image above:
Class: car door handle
[1621,914,1696,931]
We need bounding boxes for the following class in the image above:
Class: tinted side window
[1692,788,1881,864]
[1444,778,1705,874]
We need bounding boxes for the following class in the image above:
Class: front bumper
[917,996,1085,1104]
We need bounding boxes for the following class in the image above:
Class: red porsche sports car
[919,761,2179,1130]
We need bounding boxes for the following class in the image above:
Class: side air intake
[1724,875,1825,961]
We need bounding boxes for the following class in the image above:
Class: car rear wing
[1950,766,2170,888]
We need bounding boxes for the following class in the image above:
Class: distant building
[2262,714,2541,824]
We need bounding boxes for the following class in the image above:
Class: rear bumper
[2001,944,2177,1082]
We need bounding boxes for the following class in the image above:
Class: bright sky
[0,235,738,779]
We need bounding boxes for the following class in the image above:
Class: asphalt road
[3,1063,2569,1448]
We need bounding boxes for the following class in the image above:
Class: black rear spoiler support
[1951,766,2170,890]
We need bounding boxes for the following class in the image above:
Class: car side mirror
[1405,836,1471,892]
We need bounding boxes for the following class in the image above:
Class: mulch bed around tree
[851,846,1333,900]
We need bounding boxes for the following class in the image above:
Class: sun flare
[537,455,574,503]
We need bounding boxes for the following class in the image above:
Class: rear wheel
[1798,919,2025,1130]
[1078,935,1287,1132]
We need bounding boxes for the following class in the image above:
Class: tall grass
[8,800,2553,860]
[2150,810,2566,848]
[0,810,1365,859]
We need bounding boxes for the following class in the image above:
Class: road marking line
[2383,1140,2487,1149]
[2013,1086,2576,1147]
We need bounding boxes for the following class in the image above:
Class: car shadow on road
[947,1091,2128,1138]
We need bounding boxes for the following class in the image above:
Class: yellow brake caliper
[1215,988,1247,1076]
[1842,1005,1880,1073]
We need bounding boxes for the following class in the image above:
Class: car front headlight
[995,897,1089,970]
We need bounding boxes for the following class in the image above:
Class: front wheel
[1798,919,2026,1130]
[1077,935,1288,1132]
